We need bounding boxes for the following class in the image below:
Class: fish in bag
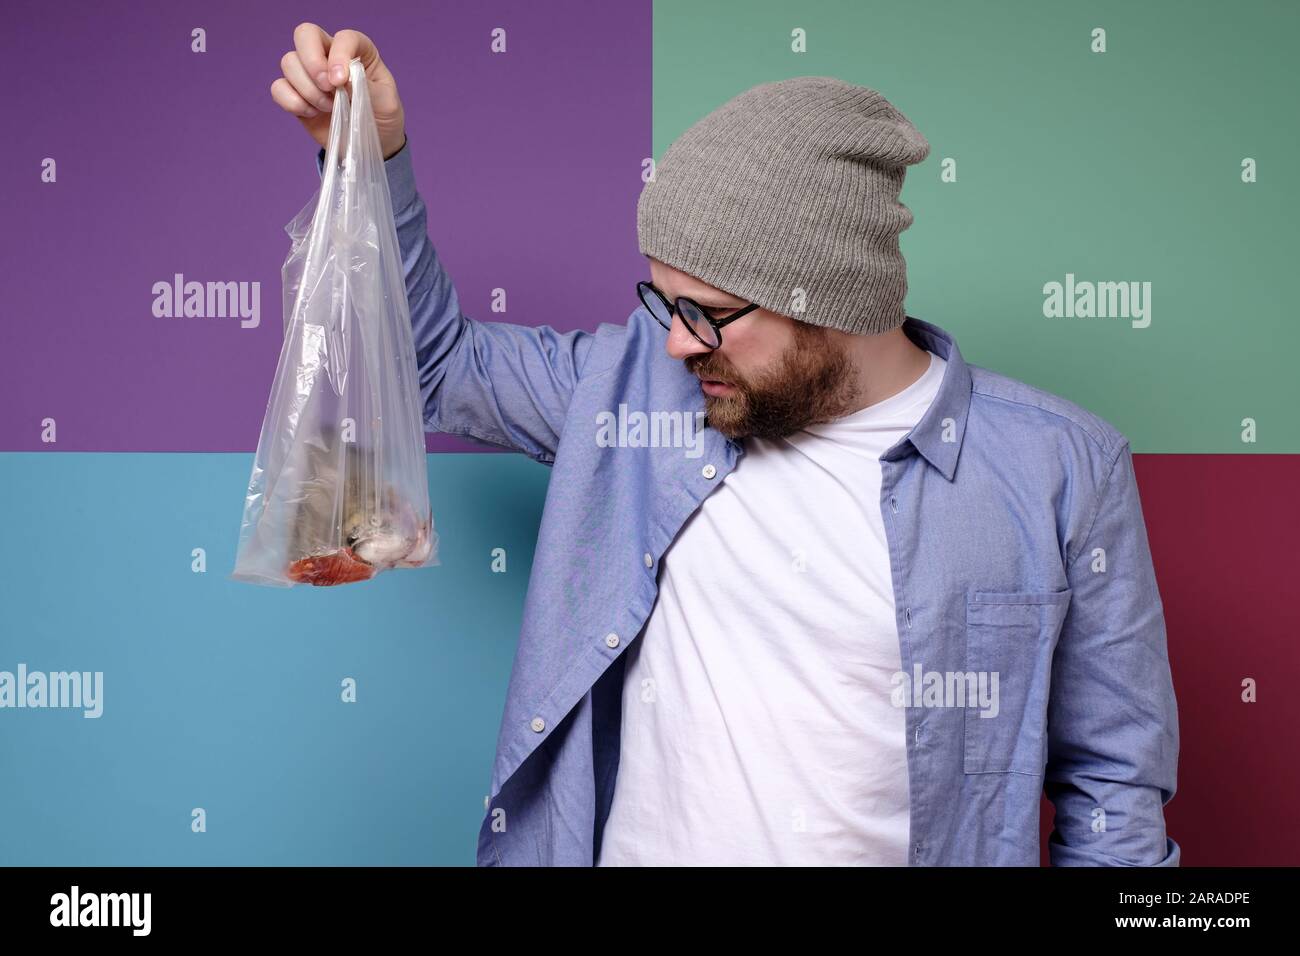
[232,57,437,587]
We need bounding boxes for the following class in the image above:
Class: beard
[685,322,861,441]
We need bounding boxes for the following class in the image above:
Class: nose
[665,313,712,361]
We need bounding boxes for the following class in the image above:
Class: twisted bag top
[637,76,931,336]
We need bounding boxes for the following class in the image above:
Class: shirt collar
[718,315,973,480]
[878,316,973,482]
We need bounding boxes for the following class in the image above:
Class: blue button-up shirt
[320,141,1180,866]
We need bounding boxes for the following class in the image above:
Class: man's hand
[270,23,407,160]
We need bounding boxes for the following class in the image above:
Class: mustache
[686,354,741,385]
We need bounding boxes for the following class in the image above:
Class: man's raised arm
[315,138,597,465]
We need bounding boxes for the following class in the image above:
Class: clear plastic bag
[232,57,437,588]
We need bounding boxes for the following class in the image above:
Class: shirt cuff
[314,134,417,213]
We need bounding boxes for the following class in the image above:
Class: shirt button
[702,464,717,479]
[605,632,620,648]
[643,552,653,568]
[530,717,545,733]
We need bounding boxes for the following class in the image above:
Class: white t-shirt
[596,349,947,866]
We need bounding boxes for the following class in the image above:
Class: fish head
[343,506,415,567]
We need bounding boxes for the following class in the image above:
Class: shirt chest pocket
[963,589,1072,776]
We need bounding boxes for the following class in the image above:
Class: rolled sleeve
[315,134,416,213]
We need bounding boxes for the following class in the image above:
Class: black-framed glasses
[637,280,760,349]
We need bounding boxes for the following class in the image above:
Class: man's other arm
[1044,439,1181,866]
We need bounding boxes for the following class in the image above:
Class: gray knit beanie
[637,76,930,336]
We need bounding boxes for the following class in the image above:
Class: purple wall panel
[0,0,651,451]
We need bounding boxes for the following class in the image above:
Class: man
[275,26,1180,866]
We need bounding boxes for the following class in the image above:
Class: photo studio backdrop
[1,0,1296,865]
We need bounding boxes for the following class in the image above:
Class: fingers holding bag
[272,24,407,159]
